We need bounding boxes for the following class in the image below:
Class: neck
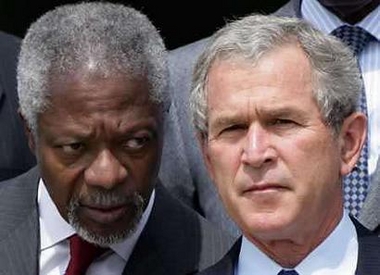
[247,208,343,268]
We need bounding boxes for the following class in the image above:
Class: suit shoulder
[196,238,241,275]
[146,183,236,272]
[155,182,235,243]
[170,37,210,58]
[273,0,299,18]
[0,167,39,190]
[169,37,210,70]
[0,168,39,241]
[0,31,21,58]
[168,37,210,95]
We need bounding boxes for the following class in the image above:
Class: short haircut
[18,2,168,133]
[190,14,361,137]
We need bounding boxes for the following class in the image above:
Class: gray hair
[190,14,362,137]
[18,2,168,133]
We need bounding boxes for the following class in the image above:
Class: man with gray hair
[192,14,380,275]
[165,0,380,238]
[0,2,232,274]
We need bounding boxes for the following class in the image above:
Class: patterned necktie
[331,25,374,217]
[277,270,299,275]
[65,235,107,275]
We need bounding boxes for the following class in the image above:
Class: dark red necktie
[65,234,107,275]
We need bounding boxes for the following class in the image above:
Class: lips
[80,203,130,224]
[242,183,287,194]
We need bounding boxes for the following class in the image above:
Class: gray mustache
[75,189,144,207]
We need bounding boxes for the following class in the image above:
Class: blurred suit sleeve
[0,31,36,181]
[159,38,240,238]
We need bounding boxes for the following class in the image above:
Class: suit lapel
[359,160,380,234]
[122,183,196,275]
[198,238,241,275]
[122,181,235,275]
[0,85,3,103]
[122,225,168,275]
[352,218,380,275]
[0,168,40,275]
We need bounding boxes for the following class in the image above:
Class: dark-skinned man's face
[317,0,379,24]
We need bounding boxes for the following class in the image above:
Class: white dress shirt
[302,0,380,184]
[236,212,358,275]
[38,179,155,275]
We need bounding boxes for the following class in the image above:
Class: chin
[240,212,295,240]
[73,217,141,247]
[68,208,144,247]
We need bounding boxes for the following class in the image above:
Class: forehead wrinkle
[256,104,307,119]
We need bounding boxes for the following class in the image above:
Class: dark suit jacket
[197,218,380,275]
[0,31,36,181]
[0,167,234,275]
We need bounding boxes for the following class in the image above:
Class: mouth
[80,203,130,224]
[243,183,287,195]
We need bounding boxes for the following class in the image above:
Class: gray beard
[67,190,145,247]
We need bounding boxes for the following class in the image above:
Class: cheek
[127,150,160,199]
[40,168,79,221]
[278,130,336,172]
[38,146,83,220]
[209,142,241,180]
[207,142,242,203]
[281,134,341,202]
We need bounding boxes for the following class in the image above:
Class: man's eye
[215,124,247,140]
[124,136,151,150]
[61,143,84,154]
[219,124,247,135]
[224,124,246,132]
[273,119,296,125]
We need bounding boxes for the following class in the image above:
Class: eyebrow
[209,105,308,129]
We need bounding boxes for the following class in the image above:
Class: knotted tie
[331,25,374,217]
[277,270,299,275]
[65,235,107,275]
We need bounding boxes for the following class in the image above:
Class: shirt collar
[302,0,380,41]
[237,212,358,275]
[38,178,155,261]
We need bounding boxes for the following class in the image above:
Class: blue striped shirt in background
[302,0,380,185]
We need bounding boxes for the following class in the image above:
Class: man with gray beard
[0,2,233,275]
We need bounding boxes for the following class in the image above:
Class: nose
[241,124,277,168]
[84,149,128,189]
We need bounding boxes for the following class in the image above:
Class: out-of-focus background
[0,0,288,50]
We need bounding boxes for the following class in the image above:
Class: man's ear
[339,112,367,176]
[18,108,36,155]
[197,132,216,183]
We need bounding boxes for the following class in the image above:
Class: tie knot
[65,234,107,275]
[278,270,299,275]
[331,25,375,55]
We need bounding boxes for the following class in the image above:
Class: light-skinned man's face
[28,70,163,246]
[202,44,365,247]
